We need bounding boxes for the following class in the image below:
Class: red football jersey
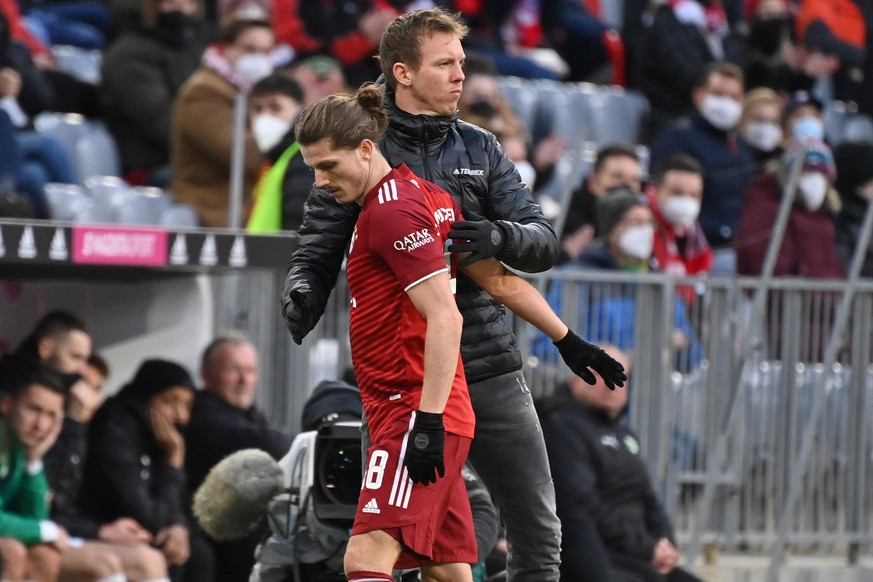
[347,164,474,441]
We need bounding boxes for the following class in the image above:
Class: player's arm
[462,258,627,390]
[402,270,463,486]
[406,271,463,414]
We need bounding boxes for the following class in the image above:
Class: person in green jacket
[246,73,312,232]
[0,372,66,581]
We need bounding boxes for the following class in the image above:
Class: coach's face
[302,138,374,205]
[393,31,465,116]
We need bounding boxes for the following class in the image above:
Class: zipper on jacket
[421,136,432,179]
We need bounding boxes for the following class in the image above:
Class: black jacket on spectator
[185,390,292,582]
[282,88,558,385]
[44,418,100,538]
[538,384,676,580]
[185,390,291,491]
[80,387,188,534]
[636,4,745,134]
[0,12,99,118]
[0,33,55,120]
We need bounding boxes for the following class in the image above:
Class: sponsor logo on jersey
[433,207,455,228]
[362,498,381,514]
[452,168,485,176]
[393,228,435,251]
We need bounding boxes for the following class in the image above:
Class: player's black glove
[404,411,445,486]
[554,330,627,390]
[282,289,318,345]
[448,219,507,266]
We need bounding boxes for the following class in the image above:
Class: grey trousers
[466,370,561,582]
[360,370,561,581]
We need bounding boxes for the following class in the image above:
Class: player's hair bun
[355,83,385,114]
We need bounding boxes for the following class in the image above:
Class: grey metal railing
[242,264,873,569]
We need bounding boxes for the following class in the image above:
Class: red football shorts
[351,413,477,568]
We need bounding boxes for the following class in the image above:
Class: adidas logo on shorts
[362,498,381,514]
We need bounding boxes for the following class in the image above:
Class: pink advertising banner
[72,226,168,266]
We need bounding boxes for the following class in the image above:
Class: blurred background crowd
[2,1,873,581]
[1,0,872,280]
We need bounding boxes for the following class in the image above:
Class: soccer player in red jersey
[295,83,625,582]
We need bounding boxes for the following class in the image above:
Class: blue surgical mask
[792,116,825,141]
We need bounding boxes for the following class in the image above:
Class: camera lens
[317,440,362,506]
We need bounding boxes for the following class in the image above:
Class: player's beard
[355,160,373,205]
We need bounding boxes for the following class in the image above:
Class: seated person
[80,359,215,582]
[538,346,704,582]
[737,88,784,165]
[0,312,171,582]
[246,73,310,232]
[560,143,643,264]
[0,372,66,582]
[100,0,209,187]
[185,333,292,582]
[543,188,702,371]
[734,138,843,362]
[645,154,712,287]
[734,138,843,279]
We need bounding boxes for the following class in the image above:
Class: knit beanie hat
[596,187,648,236]
[122,359,196,402]
[301,379,362,432]
[784,138,836,182]
[834,141,873,195]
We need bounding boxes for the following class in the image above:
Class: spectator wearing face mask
[245,72,309,232]
[651,61,758,275]
[646,154,712,281]
[738,87,785,164]
[735,138,844,278]
[783,90,826,143]
[560,143,643,264]
[833,141,873,277]
[542,188,702,370]
[743,0,813,94]
[101,0,209,187]
[170,18,275,227]
[636,0,746,134]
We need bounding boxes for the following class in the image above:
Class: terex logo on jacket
[394,228,435,251]
[453,168,484,176]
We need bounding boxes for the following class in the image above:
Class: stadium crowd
[0,0,870,273]
[1,1,873,581]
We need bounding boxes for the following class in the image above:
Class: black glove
[404,411,445,486]
[554,330,627,390]
[448,220,507,267]
[283,289,318,345]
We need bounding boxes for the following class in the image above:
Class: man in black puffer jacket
[282,8,568,581]
[539,348,702,582]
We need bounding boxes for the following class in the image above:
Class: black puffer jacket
[282,90,558,384]
[80,389,188,534]
[538,384,675,569]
